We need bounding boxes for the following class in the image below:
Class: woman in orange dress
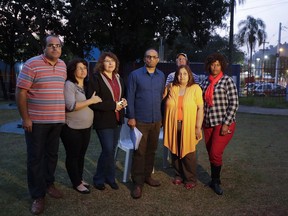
[163,65,204,189]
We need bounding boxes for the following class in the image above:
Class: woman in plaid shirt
[200,53,239,195]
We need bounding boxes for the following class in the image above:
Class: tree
[62,0,230,64]
[0,0,63,98]
[1,0,230,64]
[1,0,231,98]
[54,0,101,60]
[165,34,244,63]
[0,0,64,59]
[228,0,246,71]
[237,15,267,83]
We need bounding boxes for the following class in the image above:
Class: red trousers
[203,122,236,166]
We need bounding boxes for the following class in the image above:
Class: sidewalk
[0,104,288,135]
[0,103,23,134]
[238,105,288,116]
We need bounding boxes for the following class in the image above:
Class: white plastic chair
[114,119,134,183]
[115,119,158,182]
[160,129,171,168]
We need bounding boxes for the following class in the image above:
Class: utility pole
[228,0,235,76]
[159,37,164,62]
[261,40,269,81]
[275,22,282,85]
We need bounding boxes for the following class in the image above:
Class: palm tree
[237,16,267,83]
[228,0,245,73]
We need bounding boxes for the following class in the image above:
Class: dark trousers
[172,152,197,184]
[131,121,161,186]
[25,123,63,199]
[171,121,197,183]
[203,122,236,166]
[61,124,91,187]
[93,126,121,184]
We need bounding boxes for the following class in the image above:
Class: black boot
[210,178,223,195]
[210,164,223,195]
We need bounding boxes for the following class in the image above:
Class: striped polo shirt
[16,54,67,123]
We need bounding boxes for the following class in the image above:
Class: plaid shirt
[200,75,239,127]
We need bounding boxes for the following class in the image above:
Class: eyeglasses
[47,44,62,49]
[145,55,159,60]
[104,60,116,64]
[76,66,87,71]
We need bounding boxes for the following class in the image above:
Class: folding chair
[114,119,134,183]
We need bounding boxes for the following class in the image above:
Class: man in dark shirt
[126,48,165,199]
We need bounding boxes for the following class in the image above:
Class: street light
[256,58,260,78]
[251,63,255,78]
[275,23,282,85]
[261,40,269,78]
[262,55,268,82]
[275,48,284,85]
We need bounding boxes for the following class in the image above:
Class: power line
[233,1,288,46]
[237,1,288,12]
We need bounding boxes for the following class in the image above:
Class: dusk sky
[217,0,288,52]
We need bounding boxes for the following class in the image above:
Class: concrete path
[238,105,288,116]
[0,103,17,110]
[0,103,288,135]
[0,103,24,134]
[0,120,23,134]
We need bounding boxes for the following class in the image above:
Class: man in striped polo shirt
[16,35,66,215]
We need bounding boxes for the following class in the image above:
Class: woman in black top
[87,52,127,190]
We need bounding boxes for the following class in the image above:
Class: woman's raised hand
[90,91,102,104]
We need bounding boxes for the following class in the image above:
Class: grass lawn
[239,96,288,109]
[0,103,288,216]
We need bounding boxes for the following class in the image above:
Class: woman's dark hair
[66,58,88,84]
[94,52,119,74]
[205,53,227,73]
[172,65,195,87]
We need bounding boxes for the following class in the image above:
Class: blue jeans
[25,123,63,199]
[93,126,121,184]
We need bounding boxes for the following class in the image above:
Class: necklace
[76,84,85,94]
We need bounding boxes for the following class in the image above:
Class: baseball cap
[176,53,188,60]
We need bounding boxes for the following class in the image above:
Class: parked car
[253,83,286,97]
[253,83,274,96]
[270,84,286,97]
[241,82,261,96]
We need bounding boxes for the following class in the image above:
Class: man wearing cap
[165,53,199,85]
